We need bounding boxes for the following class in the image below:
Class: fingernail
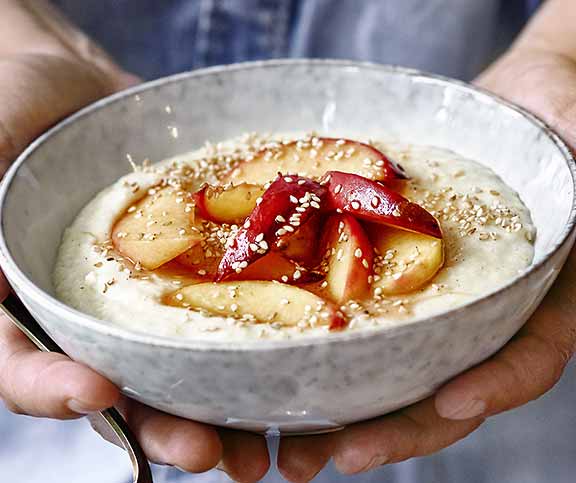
[441,399,486,420]
[67,399,98,415]
[338,453,388,475]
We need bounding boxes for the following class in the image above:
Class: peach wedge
[194,183,265,224]
[367,224,444,295]
[321,214,374,304]
[166,281,346,329]
[112,186,202,270]
[226,137,407,184]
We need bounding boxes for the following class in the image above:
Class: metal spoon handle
[0,294,153,483]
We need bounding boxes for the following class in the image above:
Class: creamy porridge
[53,133,534,340]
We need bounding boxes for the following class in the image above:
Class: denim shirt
[52,0,536,81]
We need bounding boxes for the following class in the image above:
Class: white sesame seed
[334,184,342,194]
[354,248,363,258]
[290,195,298,203]
[351,201,361,210]
[255,233,265,242]
[275,215,286,223]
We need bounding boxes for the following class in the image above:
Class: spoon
[0,294,153,483]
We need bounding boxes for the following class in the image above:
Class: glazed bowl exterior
[0,60,575,433]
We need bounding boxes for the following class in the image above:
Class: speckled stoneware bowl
[0,60,575,433]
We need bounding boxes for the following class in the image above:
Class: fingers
[117,399,222,473]
[436,254,576,420]
[277,398,482,479]
[0,314,120,418]
[278,433,335,483]
[217,429,270,482]
[331,398,483,475]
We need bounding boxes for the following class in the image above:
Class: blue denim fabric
[52,0,536,81]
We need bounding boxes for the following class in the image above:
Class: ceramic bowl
[0,60,575,434]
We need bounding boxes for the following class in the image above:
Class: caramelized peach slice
[325,171,442,239]
[166,281,346,329]
[112,186,202,270]
[176,244,220,274]
[177,248,322,284]
[367,224,444,295]
[276,214,324,266]
[235,252,323,284]
[194,183,265,224]
[321,214,374,304]
[227,137,407,184]
[216,175,327,281]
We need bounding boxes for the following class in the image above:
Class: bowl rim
[1,58,575,352]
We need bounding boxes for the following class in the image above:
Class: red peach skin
[324,171,442,239]
[216,174,328,281]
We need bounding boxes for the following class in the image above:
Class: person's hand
[0,7,271,480]
[276,48,576,483]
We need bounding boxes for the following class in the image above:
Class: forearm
[512,0,576,59]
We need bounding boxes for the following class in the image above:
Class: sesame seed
[293,270,302,280]
[351,201,361,210]
[281,275,289,282]
[255,233,264,242]
[197,269,207,276]
[175,293,184,301]
[275,215,286,223]
[334,184,343,194]
[354,248,363,258]
[290,195,298,203]
[371,196,380,208]
[362,259,369,269]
